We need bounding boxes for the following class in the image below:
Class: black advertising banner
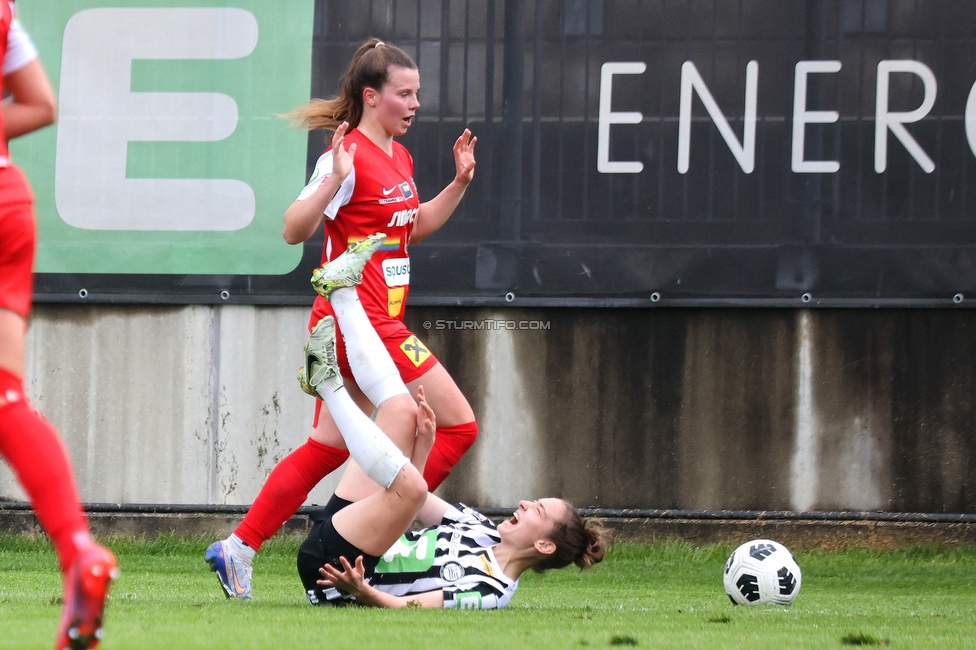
[25,0,976,307]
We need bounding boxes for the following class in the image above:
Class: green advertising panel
[12,0,314,275]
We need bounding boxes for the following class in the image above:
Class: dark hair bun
[576,519,611,570]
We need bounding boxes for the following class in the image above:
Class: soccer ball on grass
[723,539,801,606]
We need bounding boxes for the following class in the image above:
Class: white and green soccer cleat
[310,232,387,299]
[300,316,341,396]
[297,365,318,397]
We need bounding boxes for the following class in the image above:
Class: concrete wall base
[2,511,974,551]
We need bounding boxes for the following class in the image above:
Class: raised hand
[410,385,436,470]
[452,129,477,186]
[416,385,436,441]
[331,121,358,181]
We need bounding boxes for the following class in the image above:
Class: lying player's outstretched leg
[204,233,396,600]
[294,317,612,610]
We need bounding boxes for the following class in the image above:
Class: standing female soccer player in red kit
[0,3,117,648]
[207,39,479,598]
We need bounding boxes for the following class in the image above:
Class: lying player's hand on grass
[318,555,369,599]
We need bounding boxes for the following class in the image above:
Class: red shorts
[0,166,35,319]
[308,296,438,385]
[309,296,438,427]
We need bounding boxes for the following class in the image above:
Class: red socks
[236,420,478,549]
[0,368,89,573]
[423,421,479,490]
[235,437,349,550]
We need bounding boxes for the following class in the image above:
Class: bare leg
[331,462,427,556]
[405,362,473,426]
[0,307,26,379]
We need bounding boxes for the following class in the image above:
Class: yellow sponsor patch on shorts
[388,287,405,317]
[399,334,431,367]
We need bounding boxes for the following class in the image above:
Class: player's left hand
[452,129,477,186]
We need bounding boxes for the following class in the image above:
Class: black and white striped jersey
[326,503,518,609]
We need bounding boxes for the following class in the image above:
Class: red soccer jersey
[299,128,420,334]
[0,1,35,320]
[0,1,11,164]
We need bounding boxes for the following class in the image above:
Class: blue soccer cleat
[205,540,252,600]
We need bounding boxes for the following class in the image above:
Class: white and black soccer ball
[723,539,801,606]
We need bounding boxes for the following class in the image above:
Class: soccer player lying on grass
[289,242,610,609]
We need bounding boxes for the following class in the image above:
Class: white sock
[330,287,409,406]
[318,382,408,489]
[228,534,255,563]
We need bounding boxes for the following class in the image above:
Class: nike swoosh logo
[382,186,397,196]
[230,562,247,595]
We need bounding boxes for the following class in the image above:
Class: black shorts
[297,494,381,606]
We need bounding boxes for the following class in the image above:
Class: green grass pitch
[1,534,974,649]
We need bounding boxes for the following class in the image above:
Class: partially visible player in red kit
[0,2,118,649]
[206,38,478,599]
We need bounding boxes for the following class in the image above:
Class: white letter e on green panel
[55,8,258,230]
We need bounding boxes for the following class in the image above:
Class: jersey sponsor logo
[399,334,431,367]
[382,258,410,287]
[462,506,490,524]
[380,181,414,204]
[440,561,464,583]
[387,287,405,318]
[376,530,438,573]
[449,531,461,557]
[386,207,417,228]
